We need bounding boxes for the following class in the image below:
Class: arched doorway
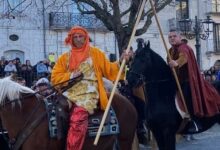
[4,50,24,63]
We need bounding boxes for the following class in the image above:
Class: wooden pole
[94,0,147,145]
[149,0,190,117]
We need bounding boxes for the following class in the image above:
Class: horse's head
[0,76,35,106]
[127,40,153,87]
[127,40,173,88]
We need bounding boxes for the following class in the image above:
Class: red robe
[173,44,220,117]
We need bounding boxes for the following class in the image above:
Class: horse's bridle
[129,70,171,85]
[128,70,146,86]
[128,70,172,105]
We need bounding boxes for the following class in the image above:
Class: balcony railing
[49,12,107,31]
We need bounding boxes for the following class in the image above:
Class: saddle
[44,96,119,139]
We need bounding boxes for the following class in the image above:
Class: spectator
[4,60,17,76]
[50,62,55,70]
[217,70,220,81]
[0,60,6,77]
[26,60,34,87]
[33,77,52,96]
[20,61,33,87]
[14,58,22,76]
[36,61,48,78]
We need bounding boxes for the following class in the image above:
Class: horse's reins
[0,74,83,107]
[129,70,172,85]
[128,70,173,105]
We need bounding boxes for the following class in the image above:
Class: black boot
[137,122,148,145]
[187,119,202,133]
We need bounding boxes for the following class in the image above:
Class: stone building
[0,0,219,70]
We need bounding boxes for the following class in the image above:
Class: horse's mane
[134,41,177,97]
[140,42,173,80]
[0,76,35,104]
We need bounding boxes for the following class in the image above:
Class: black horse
[127,41,220,150]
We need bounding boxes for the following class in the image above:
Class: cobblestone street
[140,124,220,150]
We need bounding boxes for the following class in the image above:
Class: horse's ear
[144,41,150,50]
[146,40,150,48]
[136,38,144,49]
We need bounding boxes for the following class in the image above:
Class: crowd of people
[0,27,220,149]
[0,57,55,87]
[203,61,220,83]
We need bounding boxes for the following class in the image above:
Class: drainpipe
[42,0,46,58]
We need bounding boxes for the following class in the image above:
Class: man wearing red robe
[168,29,220,121]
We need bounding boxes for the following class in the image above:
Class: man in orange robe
[51,26,129,150]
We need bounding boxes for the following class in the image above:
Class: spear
[94,0,147,145]
[149,0,190,120]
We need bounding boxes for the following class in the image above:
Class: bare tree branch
[76,2,96,14]
[50,0,69,12]
[73,0,115,30]
[100,0,107,11]
[6,0,12,10]
[136,0,172,36]
[19,0,33,13]
[45,0,57,10]
[120,6,131,18]
[9,0,27,13]
[73,0,172,53]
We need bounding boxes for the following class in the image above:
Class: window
[212,0,220,12]
[213,24,220,52]
[176,0,189,20]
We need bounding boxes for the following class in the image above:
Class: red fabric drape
[179,44,220,117]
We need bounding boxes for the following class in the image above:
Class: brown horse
[0,76,137,150]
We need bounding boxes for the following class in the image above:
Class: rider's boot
[137,121,148,145]
[187,119,202,133]
[66,106,88,150]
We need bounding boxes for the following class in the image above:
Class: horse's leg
[162,128,176,150]
[111,93,137,150]
[149,132,158,150]
[151,128,166,150]
[132,132,139,150]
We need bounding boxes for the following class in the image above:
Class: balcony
[49,12,107,31]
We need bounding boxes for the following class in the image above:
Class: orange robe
[51,46,120,110]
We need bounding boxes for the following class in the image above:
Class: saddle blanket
[87,107,119,137]
[45,97,119,138]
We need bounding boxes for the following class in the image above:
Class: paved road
[140,124,220,150]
